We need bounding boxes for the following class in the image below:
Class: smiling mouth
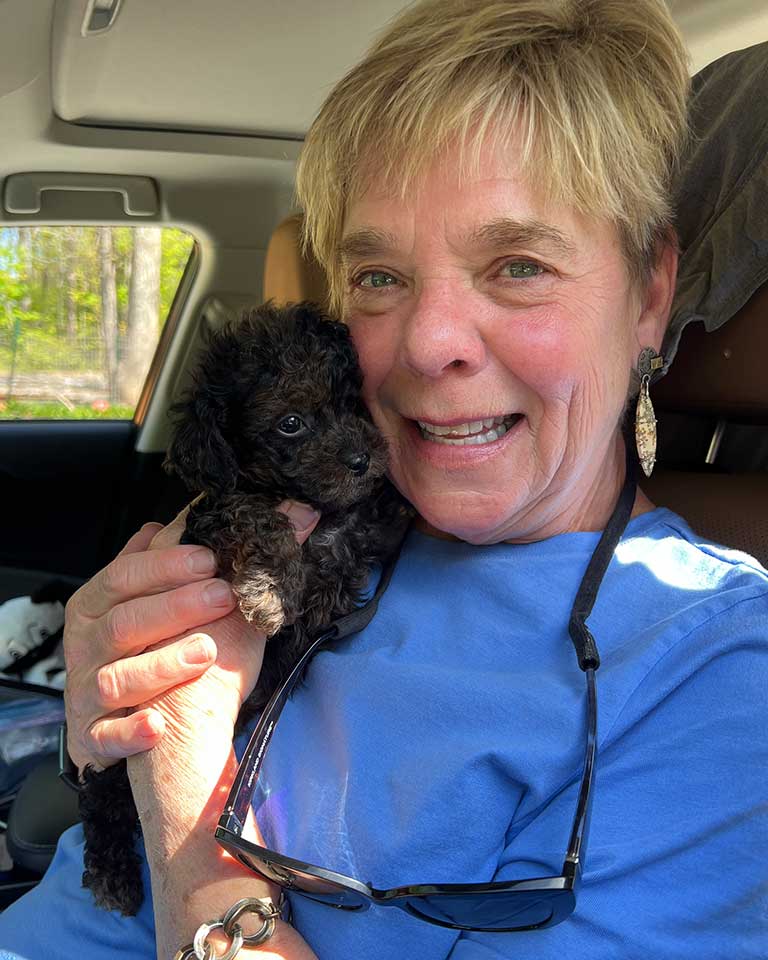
[415,414,523,446]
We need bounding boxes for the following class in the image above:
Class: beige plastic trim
[3,172,158,217]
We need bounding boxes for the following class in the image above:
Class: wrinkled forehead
[340,161,624,297]
[342,133,610,260]
[350,120,535,199]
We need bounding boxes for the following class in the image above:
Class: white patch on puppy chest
[235,571,285,636]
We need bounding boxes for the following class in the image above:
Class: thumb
[278,500,321,544]
[148,493,205,551]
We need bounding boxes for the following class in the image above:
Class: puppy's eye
[277,415,308,437]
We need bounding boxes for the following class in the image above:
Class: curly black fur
[80,301,411,915]
[79,763,145,915]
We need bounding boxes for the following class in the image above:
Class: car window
[0,225,195,420]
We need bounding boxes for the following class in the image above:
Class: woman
[2,1,767,958]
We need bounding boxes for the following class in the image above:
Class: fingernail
[181,634,216,665]
[187,549,216,574]
[203,580,233,606]
[284,502,321,532]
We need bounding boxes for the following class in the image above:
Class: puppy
[79,301,410,915]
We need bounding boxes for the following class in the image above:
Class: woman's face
[341,139,675,543]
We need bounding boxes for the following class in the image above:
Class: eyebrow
[337,228,400,265]
[462,218,577,257]
[338,218,577,265]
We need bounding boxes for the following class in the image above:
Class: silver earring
[635,347,664,478]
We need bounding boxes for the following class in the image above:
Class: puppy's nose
[343,451,370,476]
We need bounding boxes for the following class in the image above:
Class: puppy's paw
[235,571,287,636]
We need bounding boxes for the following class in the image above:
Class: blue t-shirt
[1,508,767,959]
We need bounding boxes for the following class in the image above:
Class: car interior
[0,0,766,912]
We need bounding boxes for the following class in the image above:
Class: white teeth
[417,416,507,437]
[419,419,514,446]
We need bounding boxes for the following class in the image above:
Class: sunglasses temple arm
[221,536,409,830]
[562,667,597,883]
[221,626,339,829]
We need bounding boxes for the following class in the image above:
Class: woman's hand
[112,502,321,960]
[63,500,320,775]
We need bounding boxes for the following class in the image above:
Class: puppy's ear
[165,377,240,495]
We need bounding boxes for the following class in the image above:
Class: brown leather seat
[263,213,327,306]
[645,280,768,564]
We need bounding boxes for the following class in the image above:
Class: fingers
[278,500,321,544]
[117,522,165,558]
[66,628,222,770]
[65,500,320,770]
[85,501,316,622]
[94,633,217,713]
[91,576,235,659]
[86,708,167,763]
[76,543,220,620]
[101,501,317,618]
[148,504,193,551]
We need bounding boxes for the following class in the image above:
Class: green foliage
[0,399,134,420]
[0,225,196,417]
[0,328,96,372]
[161,229,195,324]
[0,225,194,339]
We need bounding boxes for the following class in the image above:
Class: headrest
[263,213,328,306]
[655,280,768,415]
[660,42,768,413]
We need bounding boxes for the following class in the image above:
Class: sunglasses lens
[405,889,574,931]
[240,851,367,910]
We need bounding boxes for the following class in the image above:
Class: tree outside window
[0,225,195,420]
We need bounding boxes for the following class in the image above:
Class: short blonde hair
[296,0,690,314]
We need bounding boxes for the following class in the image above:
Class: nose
[342,451,370,476]
[401,281,487,378]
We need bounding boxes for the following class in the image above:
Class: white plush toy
[0,596,64,668]
[0,583,74,690]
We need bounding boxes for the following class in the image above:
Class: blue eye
[500,261,543,279]
[357,271,398,289]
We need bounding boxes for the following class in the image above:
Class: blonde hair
[296,0,690,314]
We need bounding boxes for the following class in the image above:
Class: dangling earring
[635,347,664,478]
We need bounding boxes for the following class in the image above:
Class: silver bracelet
[173,894,286,960]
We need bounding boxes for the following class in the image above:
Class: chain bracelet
[173,895,285,960]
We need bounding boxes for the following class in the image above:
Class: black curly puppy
[80,301,410,916]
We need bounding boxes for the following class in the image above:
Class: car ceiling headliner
[1,0,763,142]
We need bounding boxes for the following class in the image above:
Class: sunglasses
[215,458,635,933]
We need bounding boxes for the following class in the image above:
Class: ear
[165,380,240,495]
[30,580,77,606]
[318,316,364,393]
[634,236,679,355]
